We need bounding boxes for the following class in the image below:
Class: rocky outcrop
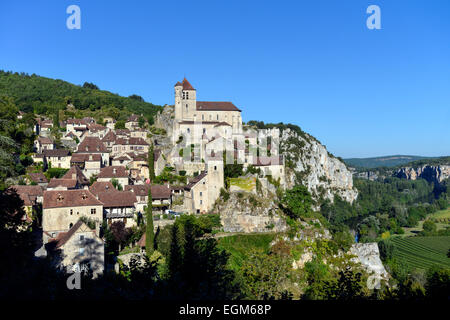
[280,128,358,204]
[213,192,287,233]
[395,165,450,184]
[154,105,175,140]
[349,243,389,284]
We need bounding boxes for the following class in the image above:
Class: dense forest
[0,70,162,124]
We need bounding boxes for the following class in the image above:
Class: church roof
[175,78,196,91]
[196,101,241,112]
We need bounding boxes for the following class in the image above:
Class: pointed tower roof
[182,78,195,91]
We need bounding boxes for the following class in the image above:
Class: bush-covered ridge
[0,70,163,122]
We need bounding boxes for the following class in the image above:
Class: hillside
[0,70,162,122]
[344,155,430,169]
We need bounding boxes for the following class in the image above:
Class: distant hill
[344,155,432,169]
[0,70,163,122]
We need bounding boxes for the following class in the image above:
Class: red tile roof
[97,166,129,178]
[28,172,48,184]
[37,136,53,144]
[125,184,172,199]
[62,166,90,186]
[9,185,44,197]
[184,172,207,191]
[71,153,102,163]
[196,101,241,112]
[101,130,116,142]
[97,191,136,207]
[89,181,115,196]
[47,178,78,189]
[43,190,103,209]
[77,137,108,153]
[179,78,195,90]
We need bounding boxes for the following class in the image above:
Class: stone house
[34,136,54,153]
[125,114,140,130]
[27,172,48,187]
[42,189,103,240]
[97,166,129,187]
[61,166,90,189]
[101,130,117,152]
[89,182,136,228]
[43,149,71,169]
[76,136,110,166]
[46,220,104,278]
[111,153,133,168]
[47,178,79,190]
[111,137,149,157]
[70,153,102,179]
[183,158,224,214]
[96,191,137,228]
[125,184,172,214]
[87,123,108,139]
[252,155,286,186]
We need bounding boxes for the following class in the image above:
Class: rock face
[154,105,175,140]
[280,128,358,204]
[395,165,450,184]
[214,192,287,233]
[349,243,389,283]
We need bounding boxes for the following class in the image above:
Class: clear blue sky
[1,0,449,158]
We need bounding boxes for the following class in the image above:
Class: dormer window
[81,193,87,200]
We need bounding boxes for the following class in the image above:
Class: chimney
[89,155,92,160]
[113,168,117,175]
[72,173,76,180]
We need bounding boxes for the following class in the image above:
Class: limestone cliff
[212,192,288,233]
[280,128,358,204]
[395,165,450,184]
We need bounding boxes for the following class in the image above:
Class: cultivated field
[391,236,450,270]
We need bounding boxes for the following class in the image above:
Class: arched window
[69,223,73,228]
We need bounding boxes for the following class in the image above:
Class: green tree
[282,185,313,219]
[148,142,155,181]
[115,120,126,129]
[422,220,437,235]
[145,186,154,257]
[111,178,123,191]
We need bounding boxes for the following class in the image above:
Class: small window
[69,223,73,228]
[186,104,188,110]
[79,235,84,241]
[202,115,204,120]
[200,192,202,197]
[214,166,217,170]
[216,114,219,120]
[91,208,96,215]
[70,209,73,215]
[203,128,206,134]
[200,200,202,205]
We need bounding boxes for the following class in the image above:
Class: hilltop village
[9,78,288,276]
